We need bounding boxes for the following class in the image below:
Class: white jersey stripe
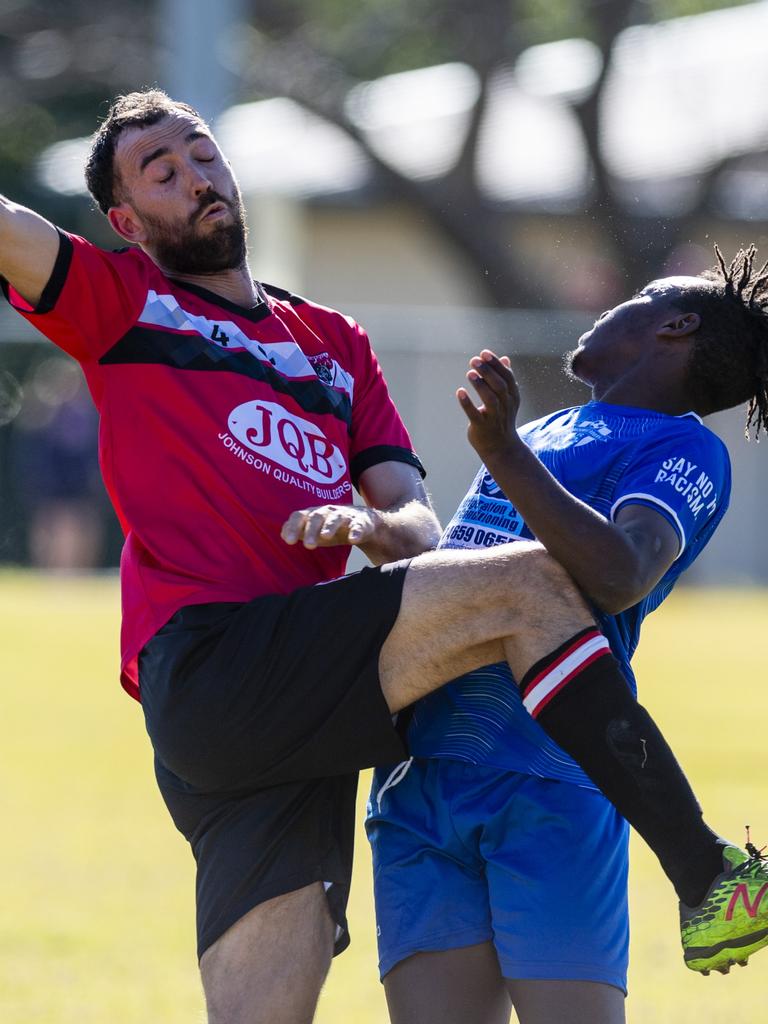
[137,289,356,400]
[610,491,686,556]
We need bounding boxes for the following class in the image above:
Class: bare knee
[505,542,577,593]
[488,545,596,677]
[466,542,591,633]
[516,544,588,611]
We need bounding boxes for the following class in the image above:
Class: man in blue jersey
[367,248,768,1023]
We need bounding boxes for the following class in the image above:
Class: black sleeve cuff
[0,228,73,314]
[350,445,426,490]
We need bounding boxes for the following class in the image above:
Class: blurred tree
[0,0,760,303]
[0,0,154,214]
[235,0,760,305]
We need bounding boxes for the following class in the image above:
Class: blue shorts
[366,758,629,991]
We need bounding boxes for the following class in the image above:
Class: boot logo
[725,882,768,920]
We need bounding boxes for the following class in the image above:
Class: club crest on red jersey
[308,352,334,385]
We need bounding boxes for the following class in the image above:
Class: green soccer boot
[681,841,768,975]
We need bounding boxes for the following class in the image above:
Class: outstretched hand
[281,503,378,549]
[457,349,522,461]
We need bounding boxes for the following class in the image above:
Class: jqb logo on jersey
[228,400,346,483]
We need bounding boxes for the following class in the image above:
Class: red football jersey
[5,231,423,699]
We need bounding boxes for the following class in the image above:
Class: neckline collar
[583,401,703,424]
[166,276,272,323]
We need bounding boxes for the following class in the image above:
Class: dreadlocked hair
[685,245,768,439]
[85,89,205,215]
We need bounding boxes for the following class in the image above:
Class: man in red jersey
[2,90,759,1022]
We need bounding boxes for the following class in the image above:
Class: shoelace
[745,824,766,862]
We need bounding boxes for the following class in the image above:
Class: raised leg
[379,542,590,711]
[377,541,726,912]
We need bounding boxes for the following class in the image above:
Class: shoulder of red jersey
[66,231,153,270]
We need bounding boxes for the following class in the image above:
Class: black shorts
[138,561,409,960]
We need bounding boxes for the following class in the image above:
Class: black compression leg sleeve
[521,631,726,907]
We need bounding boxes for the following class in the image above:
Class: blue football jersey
[408,401,731,788]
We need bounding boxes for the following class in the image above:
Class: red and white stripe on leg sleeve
[521,629,612,718]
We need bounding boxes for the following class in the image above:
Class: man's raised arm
[458,350,681,613]
[0,196,61,308]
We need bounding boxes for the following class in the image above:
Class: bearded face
[138,185,248,275]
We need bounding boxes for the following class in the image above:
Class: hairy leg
[200,882,334,1024]
[384,944,512,1024]
[379,542,590,711]
[505,979,625,1024]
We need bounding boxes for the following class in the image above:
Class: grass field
[1,572,767,1022]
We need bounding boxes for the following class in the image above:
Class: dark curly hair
[682,246,768,438]
[85,89,205,214]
